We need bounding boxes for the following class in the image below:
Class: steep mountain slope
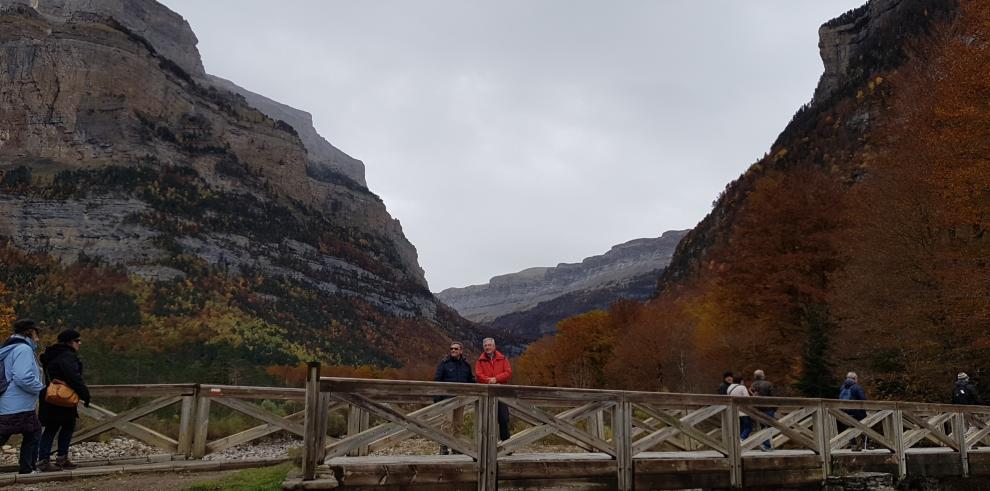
[519,0,987,401]
[439,230,687,342]
[0,1,474,382]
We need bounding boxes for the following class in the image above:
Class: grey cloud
[160,0,865,290]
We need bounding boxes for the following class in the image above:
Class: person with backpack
[839,371,867,451]
[0,319,45,474]
[37,329,90,472]
[726,374,752,440]
[952,372,980,405]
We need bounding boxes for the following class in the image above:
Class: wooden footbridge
[4,364,988,489]
[297,363,990,490]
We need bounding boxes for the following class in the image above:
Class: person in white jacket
[725,374,752,440]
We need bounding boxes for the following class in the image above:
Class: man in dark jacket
[433,341,474,455]
[718,371,734,395]
[839,372,867,450]
[953,372,980,405]
[37,329,90,472]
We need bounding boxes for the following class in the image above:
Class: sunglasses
[449,347,462,351]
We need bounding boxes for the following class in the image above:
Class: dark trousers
[0,430,39,474]
[39,418,76,460]
[739,416,752,440]
[497,402,510,441]
[761,409,775,449]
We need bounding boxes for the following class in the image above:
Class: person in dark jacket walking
[952,372,980,405]
[37,329,90,472]
[749,369,776,451]
[839,372,867,450]
[433,341,474,454]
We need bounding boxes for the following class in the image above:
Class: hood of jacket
[842,378,857,389]
[40,343,75,366]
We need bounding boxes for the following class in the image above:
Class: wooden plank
[955,412,969,477]
[322,378,489,397]
[499,401,613,456]
[633,404,726,455]
[632,406,724,454]
[317,392,332,462]
[73,395,182,443]
[500,398,616,456]
[176,395,195,457]
[326,396,469,458]
[901,410,958,449]
[76,404,178,453]
[507,402,596,453]
[892,409,907,479]
[191,394,211,459]
[724,402,742,488]
[206,410,306,455]
[212,397,306,436]
[302,361,322,481]
[367,414,445,453]
[747,407,816,451]
[198,384,305,400]
[479,393,498,491]
[88,384,197,397]
[614,397,633,491]
[739,405,818,451]
[828,409,894,450]
[347,405,366,457]
[332,392,478,459]
[813,402,831,480]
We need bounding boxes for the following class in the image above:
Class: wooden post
[191,390,211,459]
[317,393,332,462]
[302,361,322,481]
[723,401,742,488]
[613,396,633,491]
[954,412,969,477]
[347,406,371,456]
[813,401,831,480]
[176,393,196,457]
[477,389,499,491]
[892,408,907,479]
[588,408,605,441]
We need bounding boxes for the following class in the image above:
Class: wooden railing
[77,383,311,460]
[299,364,990,489]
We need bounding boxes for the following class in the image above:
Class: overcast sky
[161,0,864,291]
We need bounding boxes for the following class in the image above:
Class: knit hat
[723,370,734,378]
[57,329,81,343]
[12,319,38,335]
[958,372,969,381]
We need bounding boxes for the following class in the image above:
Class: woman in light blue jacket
[0,319,45,474]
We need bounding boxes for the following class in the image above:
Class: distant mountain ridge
[438,230,688,342]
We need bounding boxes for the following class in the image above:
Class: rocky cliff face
[438,230,688,340]
[0,1,469,374]
[662,0,956,285]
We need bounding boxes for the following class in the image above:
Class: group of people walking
[433,337,512,453]
[719,368,981,451]
[0,319,89,474]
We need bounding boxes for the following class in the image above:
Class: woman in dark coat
[37,329,90,471]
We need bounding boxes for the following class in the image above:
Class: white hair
[754,369,765,380]
[482,337,496,345]
[847,372,858,380]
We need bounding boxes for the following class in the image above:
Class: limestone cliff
[0,2,469,373]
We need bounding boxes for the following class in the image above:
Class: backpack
[839,385,853,400]
[0,338,29,395]
[953,384,974,405]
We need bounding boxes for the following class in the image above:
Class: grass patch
[183,463,292,491]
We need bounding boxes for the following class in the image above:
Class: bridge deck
[326,448,990,489]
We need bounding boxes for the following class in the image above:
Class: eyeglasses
[449,347,461,351]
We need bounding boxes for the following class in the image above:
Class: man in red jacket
[476,337,512,441]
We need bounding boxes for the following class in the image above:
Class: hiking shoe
[55,457,77,470]
[37,459,62,472]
